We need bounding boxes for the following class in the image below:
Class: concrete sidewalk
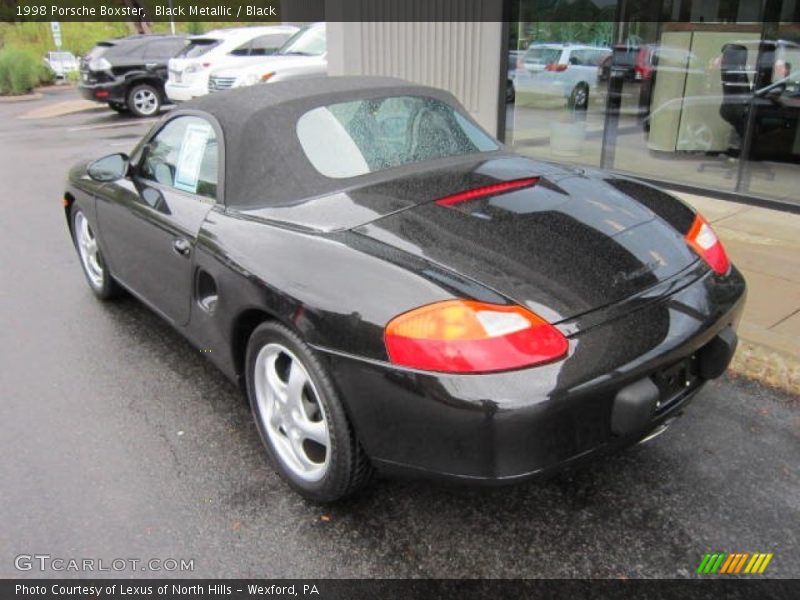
[675,192,800,393]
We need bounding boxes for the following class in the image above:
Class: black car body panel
[78,34,187,105]
[65,77,746,483]
[327,268,744,479]
[353,157,701,325]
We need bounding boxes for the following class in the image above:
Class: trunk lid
[349,156,699,323]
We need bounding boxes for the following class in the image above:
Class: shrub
[186,22,205,35]
[0,48,40,95]
[37,62,55,86]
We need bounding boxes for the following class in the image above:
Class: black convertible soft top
[176,76,489,208]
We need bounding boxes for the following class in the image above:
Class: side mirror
[87,153,129,182]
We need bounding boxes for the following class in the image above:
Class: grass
[0,47,38,94]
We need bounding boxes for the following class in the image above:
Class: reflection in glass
[505,2,800,208]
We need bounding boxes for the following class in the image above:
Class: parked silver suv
[515,43,611,109]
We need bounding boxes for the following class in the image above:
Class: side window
[230,41,252,57]
[569,49,590,66]
[144,40,182,59]
[596,50,611,66]
[110,42,145,61]
[166,39,188,58]
[249,34,284,56]
[139,116,219,201]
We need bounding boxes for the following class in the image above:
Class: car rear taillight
[634,47,652,80]
[545,63,568,72]
[685,214,730,275]
[384,300,568,373]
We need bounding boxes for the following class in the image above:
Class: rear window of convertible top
[296,95,498,179]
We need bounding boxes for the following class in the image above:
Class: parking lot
[0,87,798,579]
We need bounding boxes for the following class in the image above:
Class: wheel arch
[230,307,279,386]
[125,76,168,101]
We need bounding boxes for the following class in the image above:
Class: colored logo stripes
[697,552,773,574]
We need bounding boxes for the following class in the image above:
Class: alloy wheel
[74,211,104,289]
[253,343,331,482]
[132,88,158,116]
[572,85,588,109]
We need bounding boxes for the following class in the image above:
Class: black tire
[126,83,161,118]
[568,83,589,111]
[108,102,129,114]
[70,205,122,301]
[245,321,373,503]
[506,79,515,104]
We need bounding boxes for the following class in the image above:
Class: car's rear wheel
[71,207,120,300]
[127,84,161,118]
[569,83,589,110]
[246,321,373,502]
[108,102,129,114]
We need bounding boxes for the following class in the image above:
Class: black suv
[79,34,187,118]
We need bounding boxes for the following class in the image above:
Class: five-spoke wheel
[127,84,161,118]
[74,210,104,289]
[71,207,120,300]
[254,343,331,482]
[246,321,373,502]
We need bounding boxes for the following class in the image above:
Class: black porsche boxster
[65,76,745,502]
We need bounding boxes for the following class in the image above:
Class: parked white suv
[165,25,298,102]
[208,23,327,93]
[515,43,611,109]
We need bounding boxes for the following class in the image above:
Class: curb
[19,99,103,119]
[0,92,43,103]
[730,341,800,396]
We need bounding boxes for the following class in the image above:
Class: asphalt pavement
[0,88,798,579]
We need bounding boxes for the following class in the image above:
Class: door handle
[172,238,191,257]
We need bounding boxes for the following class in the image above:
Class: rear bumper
[78,80,127,104]
[516,76,569,98]
[165,80,207,102]
[320,266,746,482]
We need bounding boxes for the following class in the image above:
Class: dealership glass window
[742,27,800,204]
[504,1,800,208]
[506,21,614,169]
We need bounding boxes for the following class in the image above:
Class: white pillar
[326,7,503,136]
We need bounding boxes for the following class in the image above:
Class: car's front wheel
[127,83,161,118]
[71,207,120,300]
[246,321,373,502]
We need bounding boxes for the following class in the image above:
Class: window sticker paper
[174,123,211,193]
